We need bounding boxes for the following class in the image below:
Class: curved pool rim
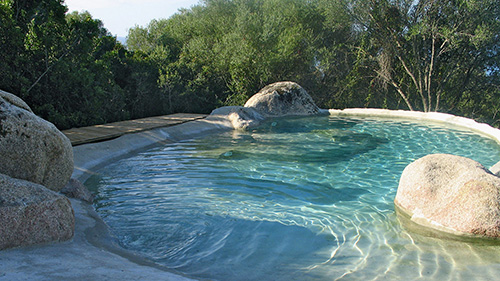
[73,108,500,182]
[69,108,500,280]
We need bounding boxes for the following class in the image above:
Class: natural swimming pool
[87,115,500,280]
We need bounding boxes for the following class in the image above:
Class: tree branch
[427,35,436,111]
[26,39,80,94]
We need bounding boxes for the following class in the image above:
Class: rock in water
[0,93,73,191]
[209,106,265,130]
[61,178,94,203]
[0,174,75,250]
[395,154,500,238]
[244,81,320,117]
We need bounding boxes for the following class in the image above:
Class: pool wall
[327,109,500,145]
[3,108,500,280]
[73,113,236,182]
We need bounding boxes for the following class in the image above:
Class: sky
[64,0,200,37]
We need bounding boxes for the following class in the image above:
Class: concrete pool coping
[63,113,207,146]
[2,108,500,280]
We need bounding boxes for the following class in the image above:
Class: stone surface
[490,161,500,176]
[0,198,192,281]
[244,81,320,117]
[0,173,75,250]
[0,92,73,191]
[61,178,94,203]
[0,90,32,113]
[395,154,500,238]
[209,106,265,129]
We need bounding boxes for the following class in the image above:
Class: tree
[2,0,498,129]
[0,1,133,129]
[127,0,329,111]
[351,0,500,112]
[0,0,27,94]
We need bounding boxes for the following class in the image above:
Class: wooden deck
[62,113,207,146]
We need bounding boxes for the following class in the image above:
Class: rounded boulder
[395,154,500,238]
[0,93,73,191]
[244,81,320,117]
[0,173,75,250]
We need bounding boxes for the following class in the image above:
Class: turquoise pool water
[87,116,500,280]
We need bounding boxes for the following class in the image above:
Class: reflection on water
[87,116,500,280]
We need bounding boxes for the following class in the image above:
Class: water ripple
[88,116,500,281]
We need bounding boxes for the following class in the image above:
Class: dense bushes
[0,1,163,129]
[1,0,499,129]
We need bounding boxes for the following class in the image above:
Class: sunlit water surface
[87,116,500,280]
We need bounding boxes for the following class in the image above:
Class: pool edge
[0,116,236,281]
[328,108,500,149]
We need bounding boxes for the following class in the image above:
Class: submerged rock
[0,174,75,250]
[395,154,500,238]
[218,150,249,160]
[61,178,94,203]
[0,92,73,191]
[244,81,321,117]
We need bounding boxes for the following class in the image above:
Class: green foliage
[349,0,500,115]
[0,0,499,129]
[127,0,341,111]
[0,1,166,129]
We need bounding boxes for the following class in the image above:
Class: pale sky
[64,0,200,37]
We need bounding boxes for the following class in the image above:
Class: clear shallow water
[87,116,500,280]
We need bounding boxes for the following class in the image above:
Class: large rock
[209,106,265,130]
[0,173,75,250]
[60,178,94,203]
[0,93,73,191]
[0,90,33,113]
[244,81,320,117]
[395,154,500,238]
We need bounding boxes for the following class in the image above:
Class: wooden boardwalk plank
[62,113,207,146]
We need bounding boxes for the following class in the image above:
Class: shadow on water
[196,115,389,165]
[156,217,332,281]
[210,174,368,205]
[252,116,361,134]
[217,131,389,164]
